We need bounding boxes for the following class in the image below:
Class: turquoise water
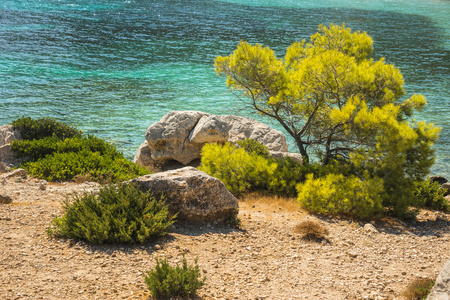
[1,0,449,177]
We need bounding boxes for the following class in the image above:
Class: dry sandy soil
[1,170,449,300]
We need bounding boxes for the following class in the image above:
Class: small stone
[364,224,379,234]
[154,244,161,250]
[348,251,358,258]
[0,194,12,204]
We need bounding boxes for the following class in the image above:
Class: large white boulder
[135,111,289,169]
[129,167,239,224]
[427,260,450,300]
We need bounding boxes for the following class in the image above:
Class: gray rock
[0,125,22,173]
[269,151,303,165]
[427,260,450,300]
[363,223,379,234]
[0,145,23,173]
[129,167,239,224]
[0,125,21,146]
[134,141,158,171]
[136,111,288,169]
[0,168,27,179]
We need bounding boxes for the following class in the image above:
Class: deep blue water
[1,0,449,177]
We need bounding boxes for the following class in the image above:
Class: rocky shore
[1,171,449,300]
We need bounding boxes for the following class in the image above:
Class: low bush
[297,173,385,218]
[199,142,277,195]
[47,184,175,244]
[294,220,329,241]
[144,257,206,299]
[414,179,449,212]
[10,117,150,183]
[401,277,434,300]
[12,116,82,140]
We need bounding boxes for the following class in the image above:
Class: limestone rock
[427,260,450,300]
[363,223,379,234]
[269,151,303,165]
[0,125,21,146]
[136,111,289,169]
[0,125,22,173]
[134,141,158,170]
[129,167,239,224]
[0,168,28,179]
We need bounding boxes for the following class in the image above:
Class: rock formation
[134,111,292,170]
[0,125,22,173]
[129,167,239,224]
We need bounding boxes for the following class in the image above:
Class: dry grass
[294,220,329,242]
[239,192,301,213]
[401,277,434,300]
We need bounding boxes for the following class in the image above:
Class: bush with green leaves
[297,173,384,218]
[236,138,271,158]
[47,183,175,244]
[199,142,277,195]
[414,179,449,212]
[12,116,82,140]
[10,117,150,183]
[144,257,206,299]
[199,140,351,197]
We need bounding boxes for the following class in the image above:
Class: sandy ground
[1,170,449,300]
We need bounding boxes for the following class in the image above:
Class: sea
[1,0,449,178]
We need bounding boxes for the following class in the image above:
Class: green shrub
[199,140,352,197]
[12,116,82,140]
[268,158,325,197]
[297,173,384,218]
[47,184,175,244]
[414,179,449,212]
[236,138,270,158]
[144,257,206,299]
[10,117,150,183]
[199,142,277,195]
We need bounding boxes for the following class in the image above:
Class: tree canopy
[215,24,440,217]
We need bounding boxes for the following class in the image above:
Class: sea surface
[1,0,449,177]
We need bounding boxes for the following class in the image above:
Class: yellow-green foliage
[215,23,440,218]
[199,142,276,195]
[297,173,384,218]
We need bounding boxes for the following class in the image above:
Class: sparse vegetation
[143,257,206,299]
[414,179,450,212]
[401,277,434,300]
[47,183,176,244]
[294,220,329,241]
[11,117,150,183]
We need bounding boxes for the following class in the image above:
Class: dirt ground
[1,170,449,300]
